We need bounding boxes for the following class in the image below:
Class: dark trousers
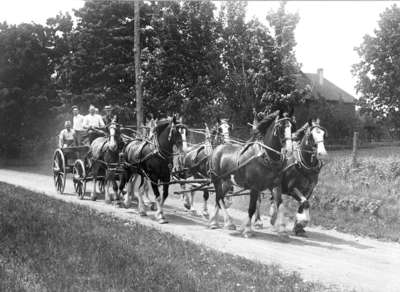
[75,130,84,146]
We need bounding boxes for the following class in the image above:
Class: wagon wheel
[53,149,66,194]
[73,159,87,200]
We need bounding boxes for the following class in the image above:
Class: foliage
[218,1,308,124]
[0,22,57,157]
[353,4,400,122]
[0,0,310,156]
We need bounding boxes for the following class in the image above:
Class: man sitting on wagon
[83,104,106,144]
[59,121,77,148]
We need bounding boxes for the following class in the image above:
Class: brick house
[295,68,356,143]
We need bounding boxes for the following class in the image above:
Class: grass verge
[0,182,333,292]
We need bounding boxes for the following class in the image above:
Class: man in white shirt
[84,105,105,129]
[72,105,85,145]
[59,121,76,148]
[83,105,105,144]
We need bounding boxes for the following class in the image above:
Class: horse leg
[272,186,288,235]
[151,180,167,224]
[123,175,133,208]
[221,197,236,230]
[202,190,209,219]
[209,180,222,229]
[179,180,191,210]
[134,176,147,216]
[161,183,169,213]
[90,162,98,201]
[118,170,126,197]
[254,194,263,229]
[112,173,119,201]
[188,190,197,215]
[222,178,233,209]
[292,188,311,237]
[142,180,154,209]
[242,189,258,237]
[104,169,112,204]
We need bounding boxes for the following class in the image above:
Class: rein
[296,145,322,172]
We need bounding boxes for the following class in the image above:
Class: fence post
[352,131,359,167]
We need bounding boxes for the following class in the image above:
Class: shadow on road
[229,231,341,250]
[303,230,372,250]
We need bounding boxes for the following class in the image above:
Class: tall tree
[263,1,307,110]
[218,1,308,124]
[0,22,56,156]
[353,4,400,123]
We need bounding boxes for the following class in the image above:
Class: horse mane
[153,120,170,136]
[255,110,280,135]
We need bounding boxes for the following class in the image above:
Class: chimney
[317,68,324,86]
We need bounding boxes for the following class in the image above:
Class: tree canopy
[0,0,309,157]
[353,4,400,121]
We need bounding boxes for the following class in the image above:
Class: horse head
[307,118,328,161]
[294,118,329,162]
[219,119,230,143]
[256,109,294,159]
[154,116,184,156]
[107,120,120,152]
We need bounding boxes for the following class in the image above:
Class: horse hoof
[158,218,168,224]
[209,223,219,229]
[189,209,197,216]
[202,211,209,219]
[90,194,97,201]
[254,221,263,230]
[150,203,157,211]
[243,231,253,238]
[139,211,147,217]
[224,223,236,230]
[293,224,307,237]
[183,202,191,210]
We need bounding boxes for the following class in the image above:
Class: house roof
[297,72,355,104]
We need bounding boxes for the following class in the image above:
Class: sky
[0,0,398,98]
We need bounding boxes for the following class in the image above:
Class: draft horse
[122,117,184,223]
[87,120,123,203]
[208,110,294,237]
[261,118,329,236]
[175,123,214,218]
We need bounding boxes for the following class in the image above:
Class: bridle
[273,116,294,148]
[155,122,184,160]
[297,124,327,170]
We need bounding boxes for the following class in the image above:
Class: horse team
[86,107,328,238]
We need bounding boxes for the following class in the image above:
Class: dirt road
[0,169,399,292]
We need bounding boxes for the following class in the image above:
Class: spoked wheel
[73,159,87,200]
[53,149,66,194]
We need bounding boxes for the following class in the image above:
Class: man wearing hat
[72,105,85,145]
[83,105,105,144]
[59,121,77,148]
[102,105,114,125]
